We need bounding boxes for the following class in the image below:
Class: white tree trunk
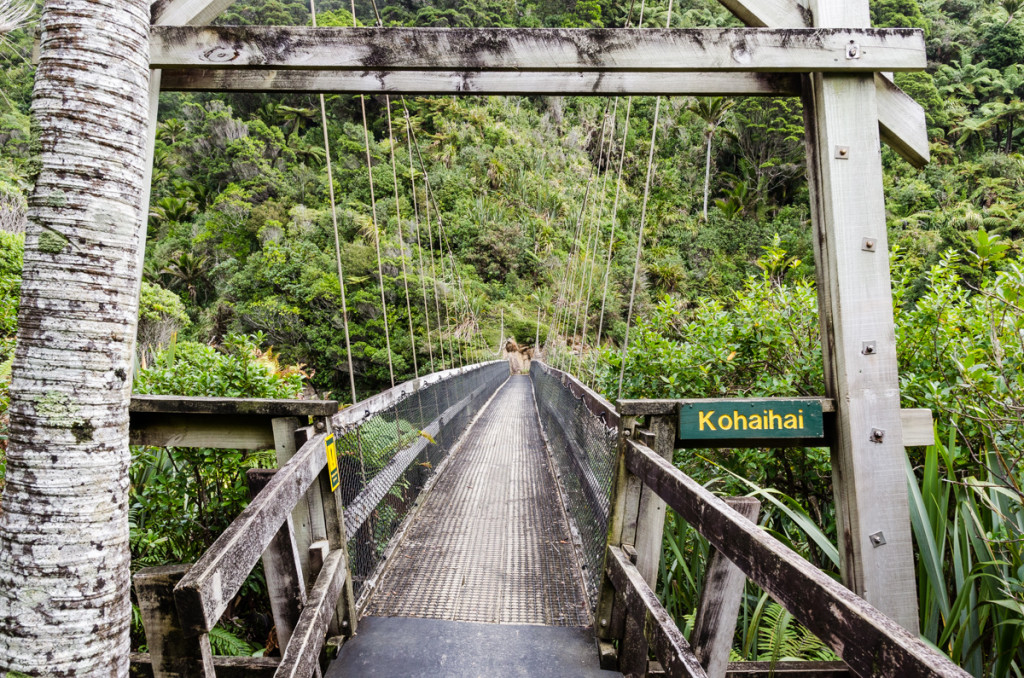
[0,0,151,673]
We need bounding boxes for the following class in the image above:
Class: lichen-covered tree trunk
[0,0,151,673]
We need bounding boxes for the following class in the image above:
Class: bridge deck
[362,375,590,625]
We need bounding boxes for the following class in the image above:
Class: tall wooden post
[802,0,919,631]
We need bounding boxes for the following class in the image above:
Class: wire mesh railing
[530,360,619,611]
[332,360,509,600]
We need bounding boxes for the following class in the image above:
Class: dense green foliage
[2,0,1024,670]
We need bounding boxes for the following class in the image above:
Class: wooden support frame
[134,565,216,678]
[623,438,968,678]
[150,26,924,73]
[692,497,761,678]
[713,0,929,166]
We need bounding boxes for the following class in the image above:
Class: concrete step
[328,616,621,677]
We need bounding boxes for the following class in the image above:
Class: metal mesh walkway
[363,375,590,626]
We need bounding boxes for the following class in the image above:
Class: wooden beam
[246,469,307,652]
[718,0,809,27]
[160,68,801,96]
[174,432,328,635]
[150,0,236,26]
[802,0,919,628]
[150,27,925,73]
[725,662,850,676]
[276,549,348,678]
[129,654,278,678]
[134,565,215,678]
[606,545,709,678]
[130,395,338,417]
[713,0,929,167]
[129,413,275,450]
[692,497,761,678]
[624,439,968,678]
[875,73,930,167]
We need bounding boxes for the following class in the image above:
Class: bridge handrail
[171,360,508,641]
[532,360,619,430]
[331,360,505,431]
[618,437,969,678]
[173,428,329,635]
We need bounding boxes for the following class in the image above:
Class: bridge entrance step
[363,375,589,626]
[327,616,621,677]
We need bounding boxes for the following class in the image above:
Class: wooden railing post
[691,497,762,678]
[598,410,677,674]
[272,416,324,591]
[247,469,307,652]
[297,418,358,638]
[134,565,215,678]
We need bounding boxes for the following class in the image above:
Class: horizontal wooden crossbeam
[160,69,802,96]
[150,27,925,73]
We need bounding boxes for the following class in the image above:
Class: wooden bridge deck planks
[361,375,590,627]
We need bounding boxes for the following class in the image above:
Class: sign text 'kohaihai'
[679,399,824,442]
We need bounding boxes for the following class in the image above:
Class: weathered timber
[901,408,934,447]
[725,663,850,677]
[276,549,348,678]
[130,395,338,417]
[150,0,235,25]
[597,414,638,641]
[129,413,276,450]
[874,73,930,167]
[272,418,319,591]
[607,546,709,678]
[624,439,970,678]
[134,565,215,678]
[803,0,919,630]
[246,469,306,651]
[314,427,356,638]
[713,0,929,167]
[160,68,801,97]
[692,498,762,678]
[150,27,925,73]
[717,0,809,28]
[633,414,676,585]
[174,432,328,635]
[129,654,278,678]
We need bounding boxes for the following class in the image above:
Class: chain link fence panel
[530,360,619,611]
[332,361,510,599]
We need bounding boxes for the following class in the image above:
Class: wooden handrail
[174,431,328,635]
[276,548,348,678]
[622,438,969,678]
[606,546,708,677]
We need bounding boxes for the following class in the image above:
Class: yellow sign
[325,433,340,492]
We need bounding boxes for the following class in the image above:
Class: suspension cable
[309,0,364,486]
[617,0,674,399]
[351,0,395,388]
[406,112,435,374]
[385,97,419,378]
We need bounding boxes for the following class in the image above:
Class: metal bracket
[834,145,850,159]
[869,531,886,547]
[862,237,877,252]
[846,41,861,59]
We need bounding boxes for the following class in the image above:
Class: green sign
[678,399,824,442]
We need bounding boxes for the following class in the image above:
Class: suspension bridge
[15,0,978,674]
[129,359,963,678]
